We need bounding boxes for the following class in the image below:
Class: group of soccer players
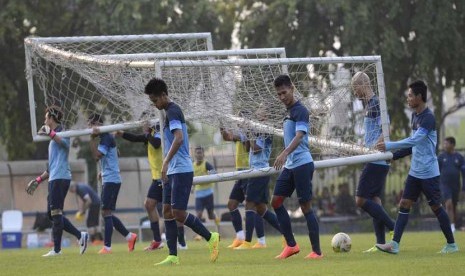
[26,72,460,263]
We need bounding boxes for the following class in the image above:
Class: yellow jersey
[193,160,215,191]
[235,141,249,169]
[147,130,162,180]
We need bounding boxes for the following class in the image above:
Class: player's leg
[171,172,219,262]
[423,177,457,253]
[254,176,281,248]
[272,168,299,259]
[227,179,246,247]
[376,175,421,254]
[144,179,164,250]
[87,204,102,245]
[237,181,258,249]
[293,163,322,259]
[100,183,114,254]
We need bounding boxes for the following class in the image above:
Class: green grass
[1,232,464,275]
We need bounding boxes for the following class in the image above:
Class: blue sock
[262,210,282,234]
[362,199,395,230]
[104,216,113,247]
[230,209,243,233]
[184,213,212,241]
[63,216,81,239]
[177,225,186,246]
[245,210,256,242]
[112,215,129,237]
[52,215,64,253]
[254,212,264,238]
[274,205,296,247]
[393,208,410,243]
[434,207,455,244]
[151,221,161,242]
[373,218,385,244]
[304,210,321,255]
[165,219,177,256]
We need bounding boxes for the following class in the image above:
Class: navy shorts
[87,204,100,227]
[147,179,163,202]
[246,176,270,204]
[440,183,460,204]
[402,175,441,206]
[101,183,121,210]
[356,163,390,198]
[195,193,215,213]
[163,172,193,210]
[47,179,70,212]
[274,162,314,204]
[229,178,248,203]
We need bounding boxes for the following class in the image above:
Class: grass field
[0,231,464,276]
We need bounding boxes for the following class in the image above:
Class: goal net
[24,33,289,141]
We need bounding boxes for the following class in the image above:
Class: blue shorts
[147,179,163,202]
[195,193,215,213]
[440,183,460,204]
[87,204,100,227]
[402,175,441,206]
[163,172,193,210]
[229,178,248,203]
[101,183,121,210]
[47,179,70,212]
[356,163,390,198]
[274,162,314,204]
[246,176,270,204]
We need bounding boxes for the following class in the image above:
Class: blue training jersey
[48,126,71,181]
[249,134,273,169]
[385,107,439,179]
[438,151,465,188]
[364,95,388,166]
[75,183,101,205]
[283,100,313,169]
[98,133,122,183]
[164,102,193,175]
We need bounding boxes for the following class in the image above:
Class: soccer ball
[331,232,351,253]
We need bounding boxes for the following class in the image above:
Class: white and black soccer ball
[331,232,351,253]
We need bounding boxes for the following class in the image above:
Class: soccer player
[145,78,219,265]
[25,106,89,257]
[235,106,282,250]
[438,136,465,233]
[375,80,458,254]
[115,123,165,250]
[351,72,395,252]
[69,182,103,244]
[271,75,322,259]
[193,146,219,229]
[88,114,138,254]
[220,119,266,248]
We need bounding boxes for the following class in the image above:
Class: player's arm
[250,134,264,154]
[25,171,49,195]
[205,161,217,174]
[274,131,305,170]
[392,148,412,160]
[37,125,69,148]
[119,131,148,143]
[146,132,161,149]
[220,127,245,142]
[81,194,92,211]
[89,137,103,161]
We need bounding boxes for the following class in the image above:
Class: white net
[24,34,291,141]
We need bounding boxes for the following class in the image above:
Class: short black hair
[273,75,292,88]
[145,78,168,97]
[88,113,104,124]
[195,146,204,152]
[408,80,427,102]
[45,105,63,124]
[445,136,456,146]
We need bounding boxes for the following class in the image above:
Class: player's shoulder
[290,101,309,116]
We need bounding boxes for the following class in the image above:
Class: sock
[254,213,264,239]
[274,205,296,247]
[451,223,456,233]
[361,199,395,230]
[373,218,385,244]
[434,207,455,244]
[262,209,282,234]
[245,210,256,242]
[112,215,129,237]
[304,210,321,255]
[165,219,177,256]
[52,215,64,253]
[151,221,161,242]
[236,230,245,240]
[177,226,186,246]
[230,209,243,233]
[393,208,410,243]
[104,216,113,248]
[258,236,266,245]
[184,213,212,241]
[63,216,81,239]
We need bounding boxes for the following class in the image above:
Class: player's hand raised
[375,141,386,152]
[38,125,51,136]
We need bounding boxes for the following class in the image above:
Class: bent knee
[355,197,366,208]
[271,196,284,209]
[399,199,413,209]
